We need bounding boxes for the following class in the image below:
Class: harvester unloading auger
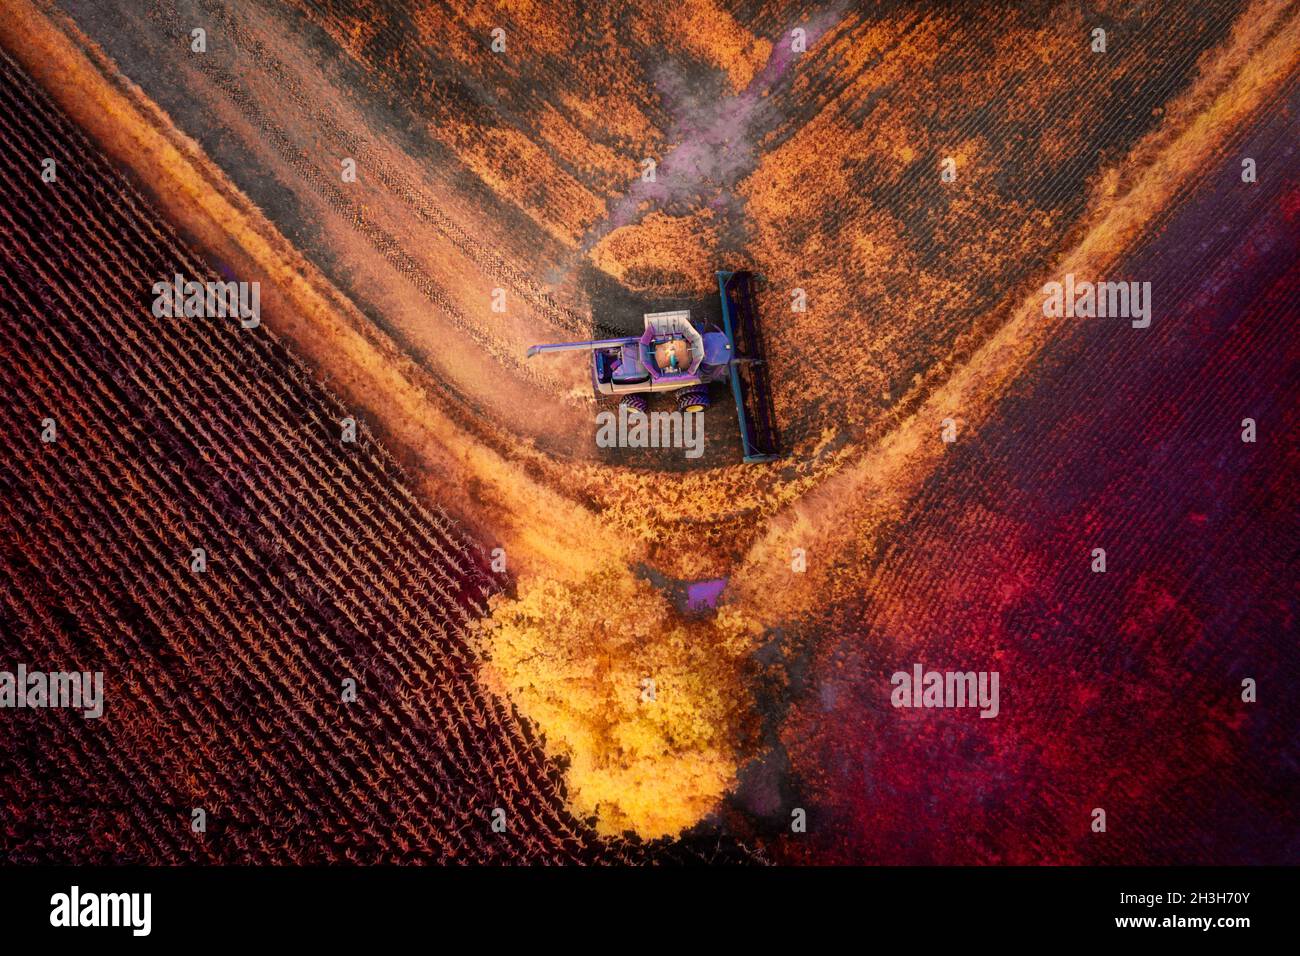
[526,270,780,463]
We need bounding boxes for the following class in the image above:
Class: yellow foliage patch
[476,566,760,838]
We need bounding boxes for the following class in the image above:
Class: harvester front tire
[619,395,648,415]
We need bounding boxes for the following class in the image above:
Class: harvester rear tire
[676,387,710,414]
[619,395,648,415]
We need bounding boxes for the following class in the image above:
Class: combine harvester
[527,270,780,463]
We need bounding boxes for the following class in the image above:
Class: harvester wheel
[675,387,710,414]
[619,394,648,415]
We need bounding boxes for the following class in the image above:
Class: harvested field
[0,0,1297,862]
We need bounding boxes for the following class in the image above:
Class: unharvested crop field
[1,0,1297,863]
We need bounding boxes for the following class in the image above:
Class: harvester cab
[526,270,780,463]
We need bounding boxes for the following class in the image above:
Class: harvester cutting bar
[717,270,780,463]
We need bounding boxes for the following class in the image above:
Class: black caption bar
[0,865,1290,943]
